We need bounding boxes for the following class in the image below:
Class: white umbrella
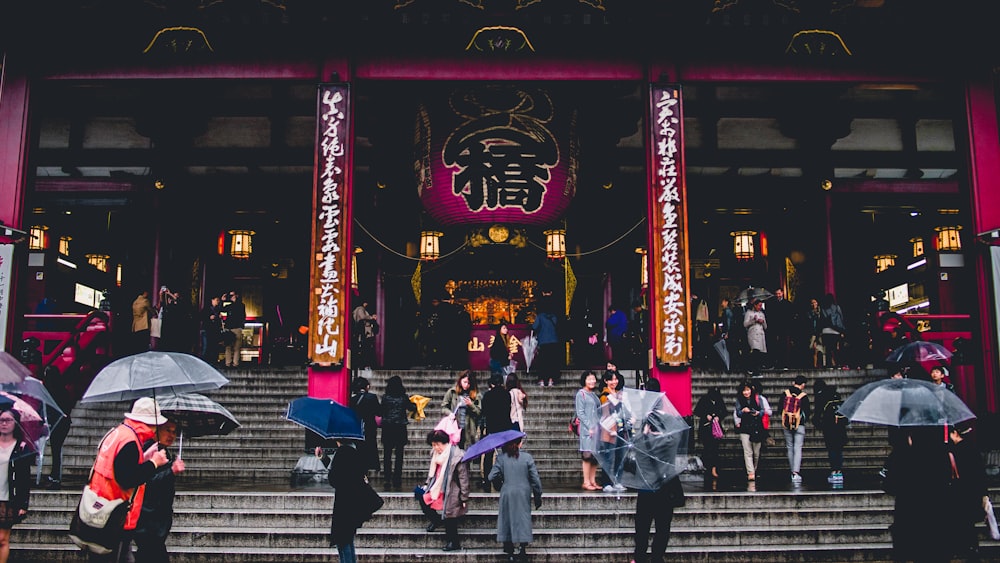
[521,332,538,373]
[81,351,229,403]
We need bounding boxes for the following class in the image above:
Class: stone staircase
[10,366,1000,562]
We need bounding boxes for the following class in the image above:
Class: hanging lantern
[874,254,897,273]
[85,253,109,272]
[731,230,757,260]
[910,237,924,257]
[420,230,442,260]
[229,230,255,259]
[28,225,48,250]
[58,236,72,256]
[544,228,566,259]
[934,225,962,251]
[635,247,648,289]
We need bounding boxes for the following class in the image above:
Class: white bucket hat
[124,397,168,426]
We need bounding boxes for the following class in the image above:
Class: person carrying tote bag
[70,398,169,562]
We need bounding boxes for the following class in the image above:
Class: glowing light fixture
[116,263,123,287]
[85,253,109,272]
[731,230,757,260]
[544,228,566,259]
[635,247,648,289]
[874,254,897,273]
[934,225,962,252]
[58,236,72,256]
[28,225,48,250]
[910,237,924,257]
[228,230,255,259]
[420,230,442,260]
[351,247,363,291]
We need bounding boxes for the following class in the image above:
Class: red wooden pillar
[646,82,693,416]
[307,81,354,406]
[0,57,31,351]
[964,76,1000,413]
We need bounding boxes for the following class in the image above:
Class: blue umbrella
[285,396,364,440]
[460,429,525,462]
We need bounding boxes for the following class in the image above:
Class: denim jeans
[783,426,806,474]
[337,542,356,563]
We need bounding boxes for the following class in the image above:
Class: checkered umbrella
[157,392,240,457]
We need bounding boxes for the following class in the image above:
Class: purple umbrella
[460,429,525,462]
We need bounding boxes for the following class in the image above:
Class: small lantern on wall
[28,225,48,250]
[731,230,757,260]
[910,237,924,257]
[420,230,442,260]
[85,253,109,272]
[229,230,255,259]
[635,247,649,289]
[351,247,362,291]
[934,225,962,252]
[58,236,72,256]
[874,254,897,273]
[544,228,566,259]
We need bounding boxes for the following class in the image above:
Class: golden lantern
[910,237,924,257]
[28,225,48,250]
[58,236,72,256]
[731,230,757,260]
[874,254,897,273]
[544,228,566,259]
[228,230,255,259]
[85,253,110,272]
[934,225,962,252]
[635,247,649,289]
[420,230,442,260]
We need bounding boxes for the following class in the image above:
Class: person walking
[767,288,794,369]
[631,475,685,563]
[506,373,527,434]
[318,438,367,563]
[532,304,561,387]
[131,290,155,354]
[417,430,470,552]
[86,397,170,562]
[488,437,542,562]
[380,375,416,490]
[480,373,513,492]
[820,293,846,368]
[806,298,826,367]
[743,299,767,373]
[605,305,628,367]
[199,295,222,362]
[349,377,381,475]
[734,381,768,482]
[489,322,513,377]
[0,407,34,563]
[222,291,246,367]
[441,371,481,450]
[693,387,727,480]
[575,370,601,491]
[813,379,848,485]
[946,422,989,561]
[779,375,811,485]
[132,420,186,563]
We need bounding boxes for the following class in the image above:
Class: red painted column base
[649,365,693,417]
[307,364,350,405]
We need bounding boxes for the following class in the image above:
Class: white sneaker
[602,485,616,493]
[791,473,803,484]
[613,483,626,492]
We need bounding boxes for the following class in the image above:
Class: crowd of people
[130,288,247,366]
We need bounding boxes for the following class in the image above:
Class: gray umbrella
[0,376,66,421]
[157,392,241,458]
[81,351,229,403]
[838,377,976,427]
[520,332,538,373]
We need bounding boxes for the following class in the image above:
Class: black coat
[349,392,381,471]
[328,444,366,546]
[481,386,513,435]
[134,440,177,540]
[5,440,34,514]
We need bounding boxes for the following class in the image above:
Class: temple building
[1,1,998,417]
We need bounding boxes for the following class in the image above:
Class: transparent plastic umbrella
[735,287,774,306]
[520,333,538,373]
[592,388,690,492]
[837,378,975,427]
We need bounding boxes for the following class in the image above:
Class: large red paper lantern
[416,86,577,226]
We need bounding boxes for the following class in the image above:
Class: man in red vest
[88,397,169,562]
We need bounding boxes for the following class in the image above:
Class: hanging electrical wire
[527,216,647,257]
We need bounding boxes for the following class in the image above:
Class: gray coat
[488,451,542,544]
[439,446,470,520]
[575,388,601,453]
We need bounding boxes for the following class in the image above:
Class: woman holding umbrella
[317,438,367,563]
[0,407,34,563]
[488,436,542,562]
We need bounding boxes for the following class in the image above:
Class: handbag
[569,415,580,436]
[357,476,384,522]
[710,417,724,440]
[68,429,139,555]
[434,414,462,444]
[149,317,162,338]
[761,412,770,430]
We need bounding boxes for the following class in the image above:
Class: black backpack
[821,395,848,431]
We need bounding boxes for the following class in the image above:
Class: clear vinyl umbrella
[837,378,975,427]
[593,388,690,492]
[734,287,774,307]
[520,332,538,374]
[81,351,229,403]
